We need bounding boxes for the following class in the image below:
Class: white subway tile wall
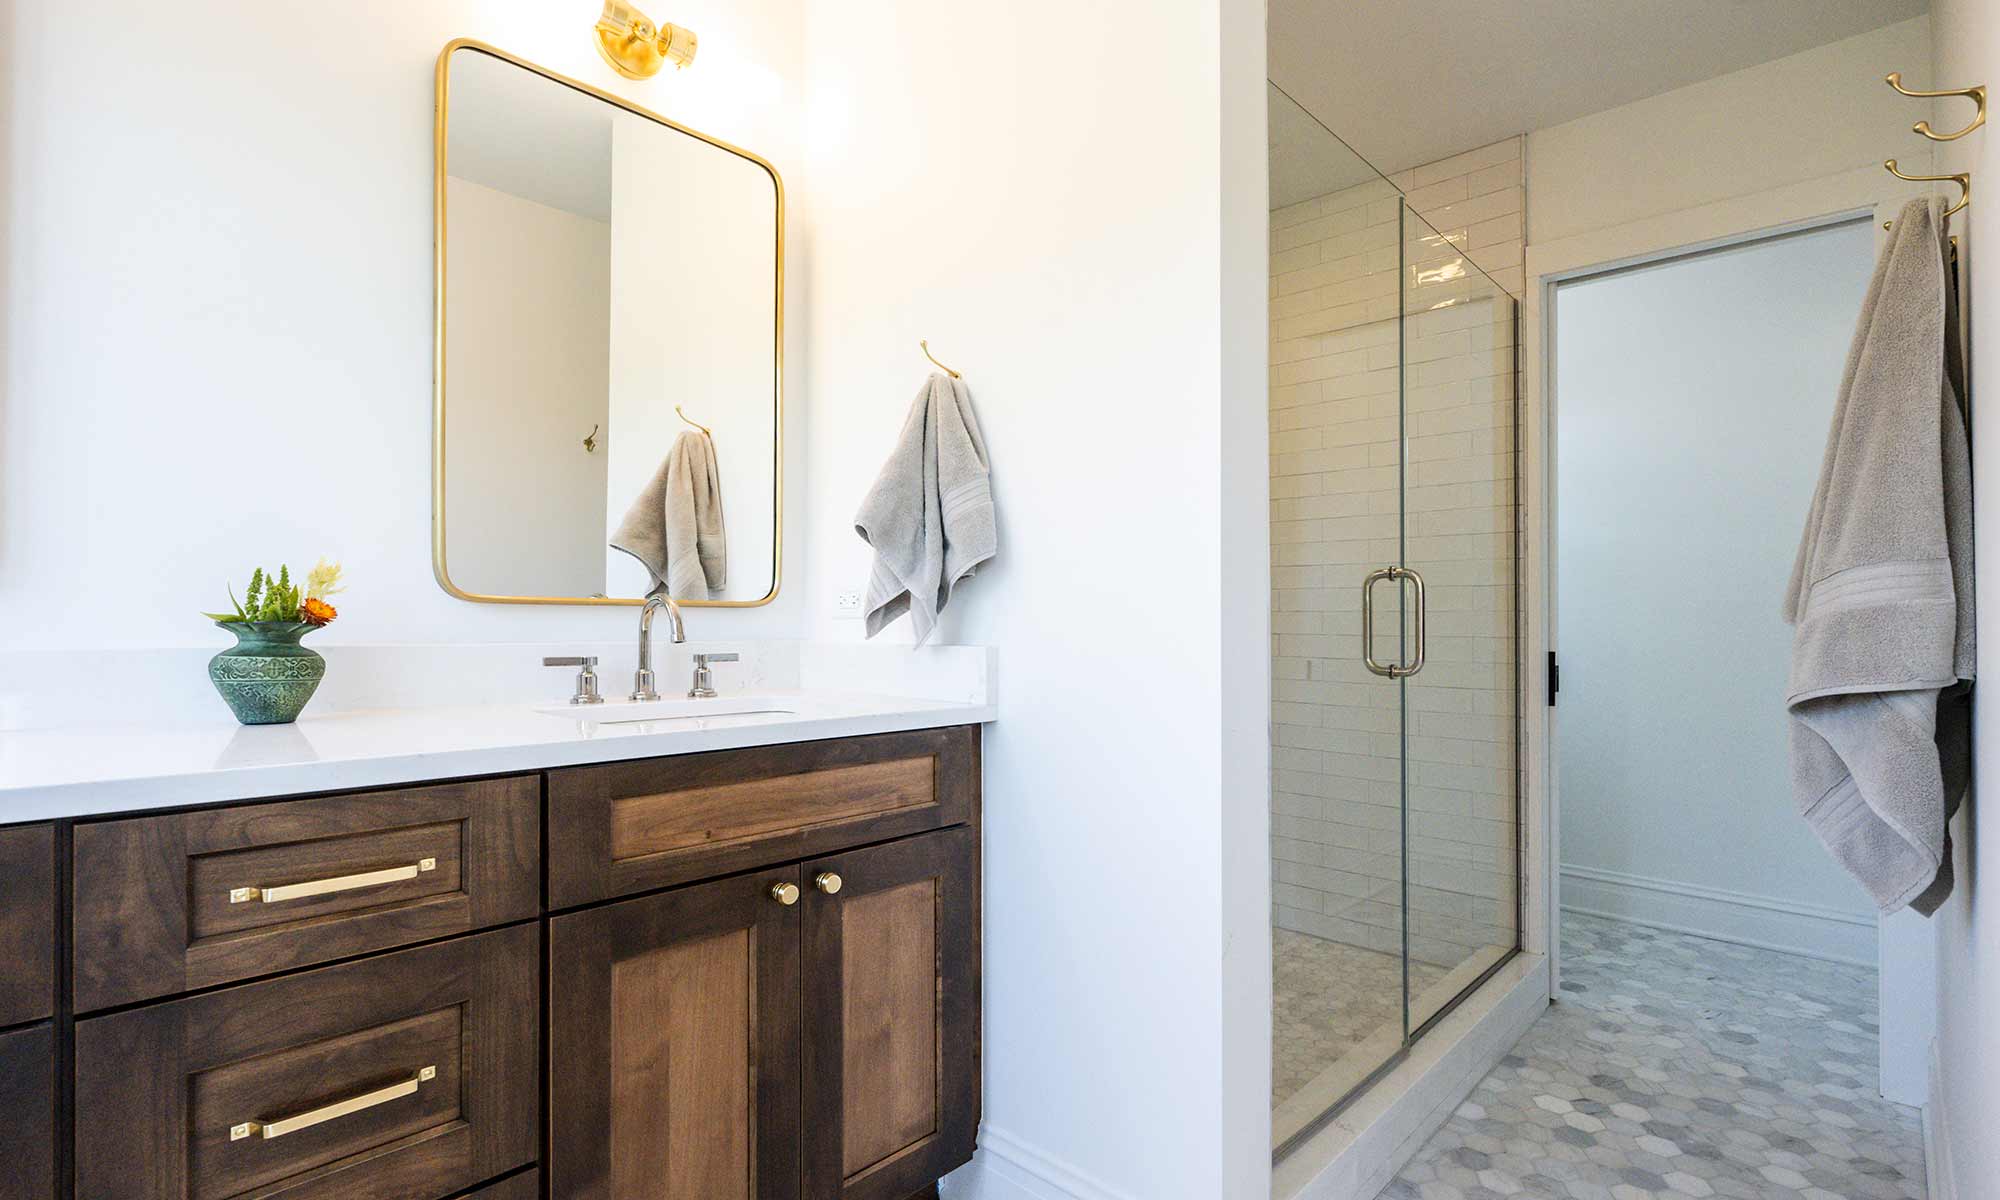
[1269,139,1521,975]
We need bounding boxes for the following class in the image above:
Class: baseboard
[941,1125,1139,1200]
[1925,1037,1956,1200]
[1560,864,1876,967]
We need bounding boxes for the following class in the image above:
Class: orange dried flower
[301,597,338,626]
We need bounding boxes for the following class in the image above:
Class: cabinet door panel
[548,869,803,1200]
[0,1024,53,1200]
[0,825,55,1028]
[804,829,978,1200]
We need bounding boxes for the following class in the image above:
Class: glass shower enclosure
[1267,83,1521,1158]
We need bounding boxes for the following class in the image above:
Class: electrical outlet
[833,590,864,619]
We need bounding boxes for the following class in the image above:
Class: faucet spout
[633,594,685,701]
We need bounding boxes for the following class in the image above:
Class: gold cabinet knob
[814,872,843,895]
[769,882,800,906]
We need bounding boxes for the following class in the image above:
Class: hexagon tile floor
[1383,914,1925,1200]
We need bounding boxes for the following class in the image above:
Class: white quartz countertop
[0,689,996,822]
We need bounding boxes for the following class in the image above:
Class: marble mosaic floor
[1385,914,1925,1200]
[1272,929,1448,1106]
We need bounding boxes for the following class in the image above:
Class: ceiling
[1269,0,1928,175]
[1269,83,1385,209]
[448,49,614,222]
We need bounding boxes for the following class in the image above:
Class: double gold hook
[1885,73,1987,141]
[1885,159,1971,219]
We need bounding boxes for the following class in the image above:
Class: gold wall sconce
[594,1,697,79]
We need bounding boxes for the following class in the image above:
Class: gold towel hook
[583,423,599,453]
[920,339,962,379]
[1885,159,1971,218]
[1886,73,1987,141]
[675,405,711,437]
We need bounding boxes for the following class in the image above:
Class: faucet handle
[687,652,739,699]
[544,656,604,705]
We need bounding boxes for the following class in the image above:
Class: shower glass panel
[1267,83,1519,1159]
[1397,205,1520,1033]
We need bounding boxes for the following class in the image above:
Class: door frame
[1521,162,1939,997]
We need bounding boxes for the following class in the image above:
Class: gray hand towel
[855,372,996,645]
[609,429,727,600]
[1784,196,1973,916]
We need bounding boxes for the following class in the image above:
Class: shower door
[1268,86,1520,1158]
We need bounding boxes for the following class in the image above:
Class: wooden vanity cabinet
[41,723,981,1200]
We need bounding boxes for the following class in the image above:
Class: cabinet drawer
[76,924,538,1200]
[0,825,55,1027]
[0,1024,53,1200]
[548,726,978,908]
[73,776,539,1011]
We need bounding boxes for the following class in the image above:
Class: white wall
[1527,18,1933,246]
[443,176,609,598]
[0,0,806,648]
[1552,223,1879,962]
[1925,4,1997,1194]
[796,0,1270,1194]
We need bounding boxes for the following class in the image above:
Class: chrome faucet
[632,594,686,701]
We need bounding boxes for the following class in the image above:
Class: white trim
[1274,954,1550,1200]
[1924,1037,1957,1200]
[1559,865,1876,967]
[943,1125,1141,1200]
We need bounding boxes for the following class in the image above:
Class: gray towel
[855,372,996,645]
[1784,196,1973,917]
[609,429,727,600]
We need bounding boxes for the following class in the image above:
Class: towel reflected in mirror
[610,429,727,600]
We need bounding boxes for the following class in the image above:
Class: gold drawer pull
[230,1065,436,1141]
[230,858,437,905]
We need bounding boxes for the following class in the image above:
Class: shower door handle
[1361,565,1426,679]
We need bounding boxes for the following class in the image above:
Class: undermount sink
[536,695,798,725]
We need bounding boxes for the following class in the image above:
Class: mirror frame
[431,38,784,607]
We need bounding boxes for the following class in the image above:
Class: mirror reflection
[437,44,781,605]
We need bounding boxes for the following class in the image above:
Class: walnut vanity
[0,722,983,1200]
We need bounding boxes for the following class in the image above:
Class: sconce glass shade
[595,1,697,79]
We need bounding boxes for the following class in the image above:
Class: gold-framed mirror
[433,39,782,606]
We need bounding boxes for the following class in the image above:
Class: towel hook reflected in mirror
[583,423,599,453]
[1885,72,1987,141]
[921,339,962,379]
[675,405,712,437]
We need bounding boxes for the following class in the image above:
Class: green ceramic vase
[208,621,326,725]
